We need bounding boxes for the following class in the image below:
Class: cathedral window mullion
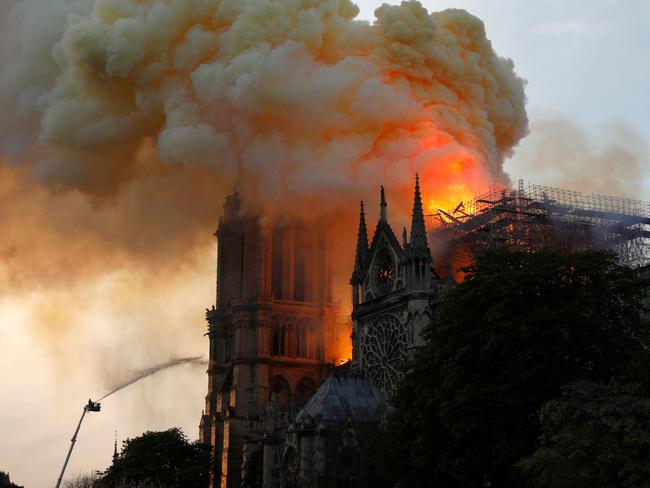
[280,324,286,357]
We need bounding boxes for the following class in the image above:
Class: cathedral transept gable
[351,175,440,398]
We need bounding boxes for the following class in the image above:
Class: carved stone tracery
[360,315,408,396]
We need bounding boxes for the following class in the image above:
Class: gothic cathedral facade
[200,175,439,487]
[351,175,438,397]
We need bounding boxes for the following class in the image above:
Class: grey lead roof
[294,372,384,426]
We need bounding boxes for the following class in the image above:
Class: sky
[1,1,649,487]
[409,0,650,139]
[393,0,650,196]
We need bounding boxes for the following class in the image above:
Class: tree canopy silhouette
[518,381,650,488]
[101,428,210,488]
[383,249,649,487]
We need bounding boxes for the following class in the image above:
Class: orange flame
[374,120,491,225]
[332,319,353,365]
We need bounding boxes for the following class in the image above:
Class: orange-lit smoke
[0,0,528,359]
[370,119,490,220]
[1,0,527,205]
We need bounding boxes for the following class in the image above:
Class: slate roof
[294,370,384,426]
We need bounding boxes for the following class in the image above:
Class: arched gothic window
[271,317,283,356]
[272,326,281,356]
[270,318,316,359]
[294,377,317,406]
[281,323,288,356]
[269,375,291,408]
[288,323,296,358]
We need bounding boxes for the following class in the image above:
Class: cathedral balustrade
[268,298,330,311]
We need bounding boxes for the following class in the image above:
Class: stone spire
[409,174,430,256]
[380,185,387,223]
[352,201,369,281]
[113,431,118,462]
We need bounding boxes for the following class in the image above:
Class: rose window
[360,315,408,397]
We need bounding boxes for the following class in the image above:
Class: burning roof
[430,180,650,274]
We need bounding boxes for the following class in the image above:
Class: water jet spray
[53,356,207,487]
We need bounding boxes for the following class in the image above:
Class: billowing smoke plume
[1,0,527,208]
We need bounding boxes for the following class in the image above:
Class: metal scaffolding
[429,180,650,271]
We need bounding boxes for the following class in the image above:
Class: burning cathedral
[199,175,440,488]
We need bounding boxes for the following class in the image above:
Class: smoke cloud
[1,0,527,203]
[507,117,649,198]
[0,1,527,485]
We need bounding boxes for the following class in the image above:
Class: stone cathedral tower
[199,191,341,488]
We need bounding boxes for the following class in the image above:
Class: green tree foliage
[383,249,649,487]
[100,428,210,488]
[518,381,650,488]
